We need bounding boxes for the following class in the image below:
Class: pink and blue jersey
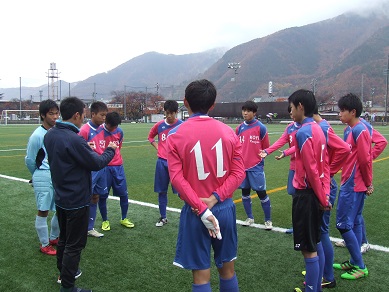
[359,118,387,160]
[294,117,330,207]
[235,119,270,171]
[148,118,183,160]
[265,122,300,170]
[79,121,105,155]
[102,124,123,166]
[341,120,372,192]
[167,115,245,216]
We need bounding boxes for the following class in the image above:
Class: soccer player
[79,101,108,237]
[260,106,300,233]
[98,111,135,230]
[313,109,351,289]
[333,93,373,280]
[25,99,60,256]
[167,79,245,292]
[235,101,272,229]
[148,100,183,227]
[288,89,330,292]
[44,97,117,292]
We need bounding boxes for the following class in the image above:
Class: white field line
[1,173,389,253]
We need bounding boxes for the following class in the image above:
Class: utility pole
[385,55,389,123]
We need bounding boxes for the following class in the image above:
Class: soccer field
[0,122,389,291]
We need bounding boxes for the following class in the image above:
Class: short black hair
[338,93,363,117]
[106,111,121,127]
[60,97,85,120]
[288,89,316,117]
[90,101,108,115]
[242,101,258,113]
[164,100,179,112]
[39,99,59,121]
[185,79,216,114]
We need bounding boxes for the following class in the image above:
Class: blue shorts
[173,198,238,270]
[336,187,365,230]
[154,158,177,194]
[287,169,296,196]
[32,169,55,212]
[321,177,337,234]
[102,165,128,198]
[239,167,266,191]
[92,167,108,195]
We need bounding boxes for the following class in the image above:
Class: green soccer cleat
[120,218,135,228]
[333,260,356,271]
[102,220,111,231]
[341,266,368,280]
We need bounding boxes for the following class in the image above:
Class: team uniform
[316,119,350,286]
[99,124,133,226]
[235,118,272,226]
[25,125,59,250]
[79,121,108,234]
[167,114,245,270]
[148,118,183,223]
[335,119,372,276]
[264,121,301,195]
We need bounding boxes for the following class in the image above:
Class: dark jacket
[44,121,115,209]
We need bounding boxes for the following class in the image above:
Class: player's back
[168,115,241,198]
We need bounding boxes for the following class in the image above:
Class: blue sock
[353,221,363,248]
[192,282,211,292]
[120,195,129,220]
[259,195,271,221]
[88,202,97,231]
[98,196,108,221]
[35,215,49,246]
[320,232,334,282]
[220,273,239,292]
[317,242,325,291]
[361,216,368,244]
[342,230,365,268]
[242,190,253,219]
[158,192,168,218]
[304,256,319,292]
[49,213,60,240]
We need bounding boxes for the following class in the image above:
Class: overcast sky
[0,0,387,88]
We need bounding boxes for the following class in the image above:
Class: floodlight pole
[228,62,241,100]
[385,55,389,123]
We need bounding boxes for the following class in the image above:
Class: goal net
[0,110,40,125]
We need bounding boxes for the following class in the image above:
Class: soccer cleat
[120,218,135,228]
[321,278,336,288]
[285,228,293,234]
[301,270,306,276]
[49,237,59,246]
[264,220,273,230]
[242,218,254,226]
[361,243,370,254]
[57,269,82,284]
[87,228,104,238]
[294,288,304,292]
[341,266,368,280]
[101,220,111,231]
[333,260,356,271]
[334,240,346,247]
[40,244,56,256]
[155,217,168,227]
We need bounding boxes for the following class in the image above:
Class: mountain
[2,12,388,105]
[203,12,389,103]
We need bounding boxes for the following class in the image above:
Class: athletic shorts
[287,169,296,196]
[154,158,177,194]
[336,187,365,230]
[239,167,266,191]
[321,177,337,234]
[32,169,55,212]
[292,189,322,252]
[102,165,128,198]
[173,198,238,270]
[92,167,108,195]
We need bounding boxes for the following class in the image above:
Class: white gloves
[200,209,222,240]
